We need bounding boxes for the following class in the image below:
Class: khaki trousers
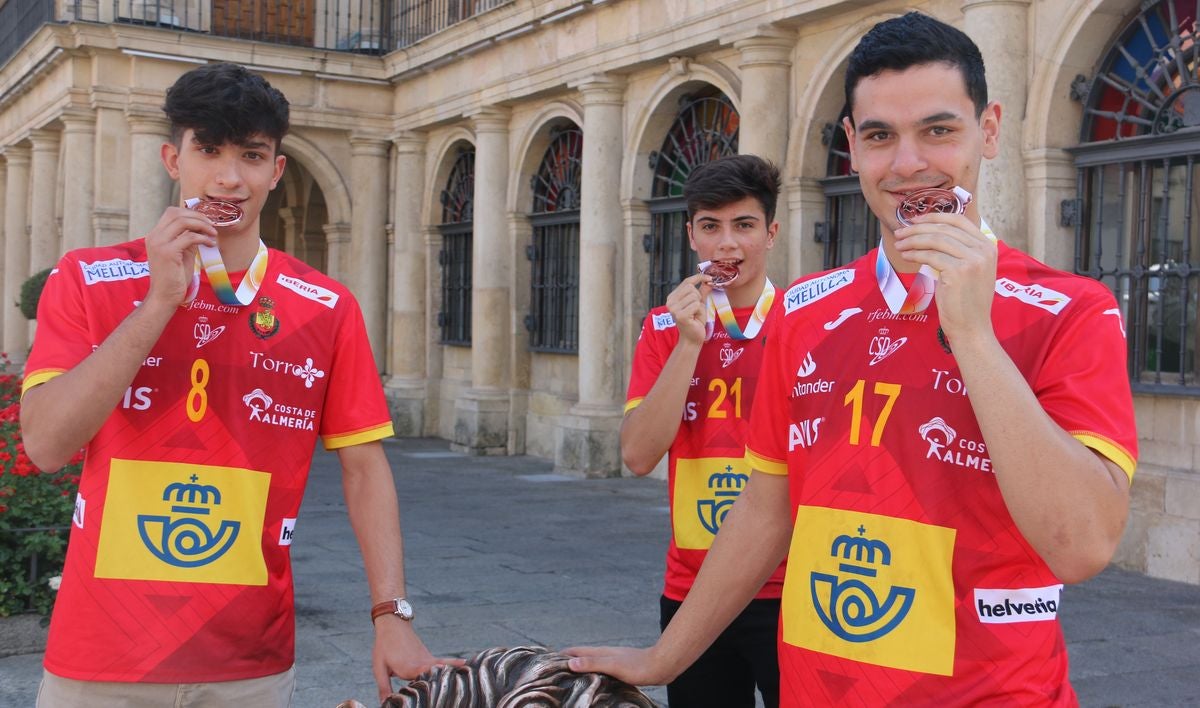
[36,666,296,707]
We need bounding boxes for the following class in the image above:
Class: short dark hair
[844,12,988,125]
[684,154,782,224]
[163,62,290,149]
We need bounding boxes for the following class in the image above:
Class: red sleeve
[1033,286,1138,481]
[22,255,93,395]
[318,292,394,449]
[624,311,670,414]
[745,304,791,475]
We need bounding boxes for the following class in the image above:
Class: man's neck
[215,228,262,271]
[880,232,920,274]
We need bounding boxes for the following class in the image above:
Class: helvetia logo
[975,585,1063,624]
[137,475,240,568]
[810,525,915,642]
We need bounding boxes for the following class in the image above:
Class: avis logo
[137,475,240,568]
[810,525,915,642]
[696,466,747,534]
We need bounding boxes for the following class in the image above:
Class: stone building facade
[0,0,1197,583]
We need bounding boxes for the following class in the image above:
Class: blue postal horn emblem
[809,525,915,642]
[696,467,747,535]
[137,474,240,568]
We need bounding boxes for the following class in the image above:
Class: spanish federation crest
[249,296,280,339]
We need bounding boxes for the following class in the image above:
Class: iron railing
[1,0,510,67]
[0,0,56,68]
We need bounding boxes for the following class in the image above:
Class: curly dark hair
[844,11,988,124]
[365,646,658,708]
[162,62,290,149]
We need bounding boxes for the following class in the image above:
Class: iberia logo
[249,296,280,339]
[783,507,956,676]
[95,460,270,586]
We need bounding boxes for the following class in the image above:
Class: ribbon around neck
[876,218,997,314]
[705,277,775,341]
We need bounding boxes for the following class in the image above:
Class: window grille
[527,126,582,353]
[1073,0,1200,392]
[439,147,474,346]
[644,89,739,308]
[817,113,878,269]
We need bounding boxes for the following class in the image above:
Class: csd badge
[138,475,240,568]
[696,465,747,534]
[810,525,915,642]
[249,296,280,339]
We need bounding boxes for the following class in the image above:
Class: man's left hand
[372,616,464,700]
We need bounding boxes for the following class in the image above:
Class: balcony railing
[1,0,509,69]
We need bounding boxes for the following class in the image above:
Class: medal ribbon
[184,241,270,306]
[876,218,996,314]
[705,277,775,340]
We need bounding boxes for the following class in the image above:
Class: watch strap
[370,598,411,623]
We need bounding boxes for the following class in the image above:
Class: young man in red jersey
[621,154,786,708]
[569,13,1137,706]
[21,62,457,706]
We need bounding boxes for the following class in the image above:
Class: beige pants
[36,666,295,708]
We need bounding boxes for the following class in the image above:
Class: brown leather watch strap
[370,600,396,623]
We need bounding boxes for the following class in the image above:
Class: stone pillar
[324,222,351,279]
[733,28,795,282]
[61,109,97,253]
[3,145,31,358]
[0,159,7,343]
[452,107,511,455]
[349,134,391,370]
[28,129,62,275]
[126,108,173,238]
[385,132,429,436]
[277,206,304,255]
[1023,148,1076,268]
[963,0,1031,250]
[558,75,626,477]
[93,106,129,246]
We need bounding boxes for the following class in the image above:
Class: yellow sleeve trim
[323,422,395,450]
[1073,432,1137,483]
[20,369,65,398]
[746,449,788,476]
[624,397,644,415]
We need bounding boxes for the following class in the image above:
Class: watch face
[395,598,414,620]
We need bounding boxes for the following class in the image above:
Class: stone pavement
[2,436,1198,707]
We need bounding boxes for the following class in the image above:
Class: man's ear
[686,220,697,251]
[843,115,859,173]
[161,141,181,180]
[980,101,1001,160]
[271,153,287,190]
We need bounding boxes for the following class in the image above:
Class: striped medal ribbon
[705,277,775,341]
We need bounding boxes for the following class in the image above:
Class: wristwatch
[370,597,414,623]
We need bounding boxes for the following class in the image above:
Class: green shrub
[0,353,82,616]
[19,268,53,321]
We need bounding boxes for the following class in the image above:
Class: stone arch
[508,101,584,213]
[1024,0,1133,152]
[622,61,742,204]
[425,127,477,226]
[280,130,352,226]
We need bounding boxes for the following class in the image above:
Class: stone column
[732,28,796,281]
[28,129,62,275]
[0,159,7,343]
[452,107,511,455]
[1023,148,1076,268]
[3,145,32,358]
[963,0,1031,250]
[349,134,391,370]
[324,222,351,279]
[126,108,173,238]
[93,106,130,246]
[61,109,97,253]
[385,132,429,436]
[559,75,626,476]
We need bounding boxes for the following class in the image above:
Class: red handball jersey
[746,242,1137,706]
[24,240,394,683]
[626,298,787,601]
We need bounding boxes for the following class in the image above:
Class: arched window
[1072,0,1200,392]
[817,110,878,269]
[644,88,739,308]
[526,125,582,353]
[439,146,474,345]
